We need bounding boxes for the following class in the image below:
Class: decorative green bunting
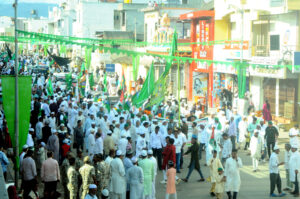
[85,48,92,69]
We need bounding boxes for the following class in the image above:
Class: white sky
[1,0,61,4]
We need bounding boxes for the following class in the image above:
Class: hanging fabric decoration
[44,44,48,56]
[132,55,140,81]
[237,63,247,99]
[85,47,92,69]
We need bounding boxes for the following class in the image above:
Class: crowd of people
[0,48,300,199]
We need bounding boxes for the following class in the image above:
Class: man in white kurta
[269,145,286,197]
[110,150,126,199]
[250,130,263,171]
[224,149,242,198]
[289,142,300,196]
[88,129,96,159]
[289,125,299,147]
[207,150,223,196]
[221,133,232,167]
[126,157,144,199]
[136,132,147,158]
[148,150,157,199]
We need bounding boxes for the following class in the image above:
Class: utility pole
[14,0,19,190]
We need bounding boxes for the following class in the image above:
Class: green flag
[65,72,72,90]
[1,76,32,168]
[146,59,172,108]
[170,29,178,56]
[103,73,107,92]
[47,78,54,96]
[132,63,155,108]
[89,73,95,88]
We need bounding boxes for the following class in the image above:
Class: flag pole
[177,60,181,127]
[14,0,19,190]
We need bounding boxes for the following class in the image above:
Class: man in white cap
[269,145,286,197]
[289,141,300,197]
[104,131,115,157]
[84,184,97,199]
[148,150,157,199]
[139,150,154,199]
[127,157,144,199]
[49,112,57,129]
[47,129,60,161]
[88,129,96,159]
[101,189,110,199]
[136,131,147,158]
[20,144,29,168]
[26,128,35,147]
[110,150,126,199]
[249,130,263,172]
[118,134,128,156]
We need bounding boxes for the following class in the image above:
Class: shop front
[249,65,298,120]
[180,10,215,107]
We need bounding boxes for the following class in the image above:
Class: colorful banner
[1,76,32,168]
[192,72,208,98]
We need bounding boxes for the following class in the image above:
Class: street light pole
[14,0,19,190]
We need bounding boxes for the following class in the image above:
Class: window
[122,11,126,26]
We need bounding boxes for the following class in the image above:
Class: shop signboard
[197,20,213,60]
[292,51,300,73]
[249,66,286,79]
[250,56,286,78]
[213,63,237,74]
[105,64,115,72]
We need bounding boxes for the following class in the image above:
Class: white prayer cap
[29,128,34,132]
[292,143,299,149]
[63,97,67,100]
[91,122,96,125]
[139,131,145,135]
[273,145,280,150]
[63,139,68,144]
[60,123,65,127]
[51,112,55,114]
[23,144,28,149]
[147,150,153,155]
[141,150,147,157]
[45,120,50,124]
[107,131,112,135]
[116,150,122,156]
[41,142,46,147]
[102,189,109,196]
[49,100,53,104]
[72,98,75,101]
[51,129,57,134]
[90,128,95,132]
[182,118,187,122]
[89,184,97,189]
[254,130,259,134]
[131,157,137,163]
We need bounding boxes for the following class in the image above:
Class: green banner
[1,76,32,168]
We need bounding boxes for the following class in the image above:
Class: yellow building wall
[215,18,230,41]
[288,0,300,10]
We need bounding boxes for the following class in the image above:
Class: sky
[1,0,61,4]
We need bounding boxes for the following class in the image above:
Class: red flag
[120,67,126,102]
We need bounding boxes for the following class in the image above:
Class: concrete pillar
[275,78,279,117]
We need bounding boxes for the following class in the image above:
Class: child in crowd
[215,168,226,199]
[166,160,177,199]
